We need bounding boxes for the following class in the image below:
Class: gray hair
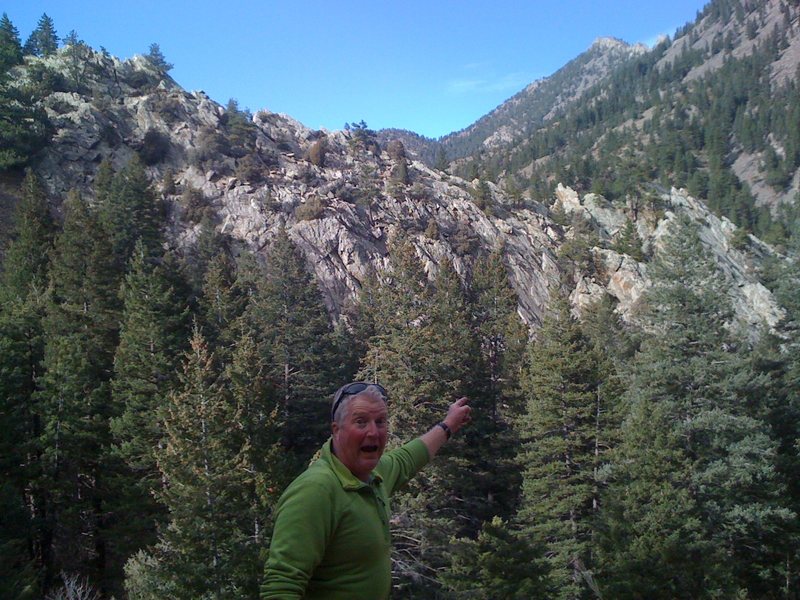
[332,385,387,425]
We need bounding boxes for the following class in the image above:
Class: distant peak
[590,36,648,55]
[591,36,627,50]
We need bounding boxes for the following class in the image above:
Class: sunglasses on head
[331,382,388,421]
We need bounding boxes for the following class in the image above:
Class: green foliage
[126,323,282,600]
[108,242,190,562]
[471,180,494,215]
[62,31,93,91]
[0,48,52,169]
[0,169,54,598]
[356,239,450,592]
[179,185,210,224]
[356,241,508,596]
[145,43,172,73]
[449,221,480,256]
[98,155,163,273]
[196,251,248,357]
[468,249,529,518]
[22,13,58,57]
[611,218,644,261]
[730,226,750,250]
[188,127,232,172]
[434,145,449,172]
[160,168,176,195]
[0,483,39,599]
[36,188,121,589]
[0,13,23,71]
[223,98,257,159]
[387,140,410,185]
[234,153,267,183]
[557,213,600,284]
[517,296,621,599]
[245,228,342,472]
[345,120,380,154]
[444,517,552,599]
[138,128,171,165]
[148,327,267,598]
[598,215,795,598]
[0,169,55,299]
[123,551,176,600]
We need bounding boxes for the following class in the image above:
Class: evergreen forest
[1,4,800,600]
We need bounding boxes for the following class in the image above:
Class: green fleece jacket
[261,438,430,600]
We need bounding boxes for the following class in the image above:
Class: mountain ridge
[378,36,649,166]
[1,0,794,334]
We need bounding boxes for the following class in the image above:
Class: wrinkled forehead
[346,394,389,417]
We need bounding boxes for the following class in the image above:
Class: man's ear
[331,421,339,437]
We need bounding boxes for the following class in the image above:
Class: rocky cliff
[10,44,785,332]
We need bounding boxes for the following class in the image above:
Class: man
[261,382,472,599]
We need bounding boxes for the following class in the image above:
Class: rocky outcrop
[558,183,783,328]
[17,46,786,333]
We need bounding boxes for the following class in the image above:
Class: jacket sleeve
[377,438,430,496]
[260,475,338,599]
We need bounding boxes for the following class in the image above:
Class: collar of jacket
[321,438,383,491]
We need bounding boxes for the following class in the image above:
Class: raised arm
[420,396,472,459]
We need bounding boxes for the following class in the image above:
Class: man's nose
[366,421,379,436]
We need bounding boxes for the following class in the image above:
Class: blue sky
[7,1,709,139]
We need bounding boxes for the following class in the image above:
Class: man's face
[331,394,388,482]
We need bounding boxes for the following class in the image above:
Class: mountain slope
[439,37,648,161]
[377,37,648,167]
[0,36,784,333]
[452,0,800,248]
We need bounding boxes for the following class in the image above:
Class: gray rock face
[24,47,785,333]
[559,182,783,328]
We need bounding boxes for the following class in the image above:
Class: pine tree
[1,169,55,301]
[611,218,644,261]
[599,215,794,598]
[245,228,341,474]
[468,249,529,517]
[357,233,431,418]
[516,296,617,599]
[223,98,256,158]
[443,516,552,599]
[197,250,249,360]
[108,241,190,565]
[223,324,286,574]
[145,327,267,598]
[424,259,491,530]
[355,236,441,594]
[93,159,114,206]
[22,13,58,57]
[0,169,54,599]
[753,244,800,596]
[470,248,527,417]
[357,242,492,596]
[0,41,51,169]
[0,13,23,71]
[36,189,121,593]
[185,216,230,291]
[99,155,163,273]
[145,43,172,73]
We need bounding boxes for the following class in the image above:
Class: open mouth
[361,445,379,453]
